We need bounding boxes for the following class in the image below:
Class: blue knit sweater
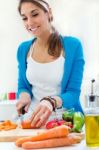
[17,36,85,113]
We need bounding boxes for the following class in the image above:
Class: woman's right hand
[16,92,31,116]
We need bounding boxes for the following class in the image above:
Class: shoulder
[60,35,83,56]
[18,39,34,52]
[17,38,35,61]
[61,35,82,48]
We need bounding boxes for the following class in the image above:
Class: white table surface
[0,101,99,150]
[0,140,99,150]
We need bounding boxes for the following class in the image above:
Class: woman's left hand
[29,100,53,128]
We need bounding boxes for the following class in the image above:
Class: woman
[16,0,85,128]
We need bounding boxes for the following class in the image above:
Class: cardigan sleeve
[17,43,33,99]
[59,39,85,109]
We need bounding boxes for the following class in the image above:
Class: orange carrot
[21,120,32,129]
[0,120,17,131]
[22,135,82,149]
[15,125,70,147]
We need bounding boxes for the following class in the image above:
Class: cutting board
[0,127,45,142]
[0,127,85,142]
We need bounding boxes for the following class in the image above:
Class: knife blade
[13,106,26,123]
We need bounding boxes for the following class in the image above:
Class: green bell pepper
[72,112,84,132]
[62,108,75,122]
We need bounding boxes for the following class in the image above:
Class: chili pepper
[72,112,84,133]
[62,108,75,122]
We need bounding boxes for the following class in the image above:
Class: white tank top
[26,45,65,105]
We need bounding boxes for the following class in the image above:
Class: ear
[48,8,53,22]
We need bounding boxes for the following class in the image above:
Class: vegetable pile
[46,108,84,133]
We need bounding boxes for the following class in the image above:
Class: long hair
[18,0,63,58]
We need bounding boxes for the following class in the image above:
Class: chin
[32,33,43,38]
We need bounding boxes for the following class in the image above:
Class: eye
[32,13,39,17]
[22,17,27,21]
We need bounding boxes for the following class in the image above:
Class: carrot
[15,125,70,147]
[21,120,30,129]
[21,120,34,129]
[22,135,82,149]
[0,120,17,131]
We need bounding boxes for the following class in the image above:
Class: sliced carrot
[21,120,34,129]
[15,125,70,147]
[0,120,17,131]
[22,135,82,149]
[4,125,17,131]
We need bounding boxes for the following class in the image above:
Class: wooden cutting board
[0,127,85,142]
[0,127,45,142]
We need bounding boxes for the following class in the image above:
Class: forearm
[59,91,80,108]
[19,92,31,100]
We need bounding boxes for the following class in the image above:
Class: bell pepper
[62,108,75,122]
[72,112,84,133]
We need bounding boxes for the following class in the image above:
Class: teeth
[30,28,37,31]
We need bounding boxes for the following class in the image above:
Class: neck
[36,28,53,48]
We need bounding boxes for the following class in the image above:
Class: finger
[16,103,24,115]
[41,111,51,126]
[24,103,30,113]
[30,105,46,121]
[30,104,44,121]
[31,108,45,127]
[35,110,51,128]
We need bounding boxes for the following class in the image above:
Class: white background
[0,0,99,107]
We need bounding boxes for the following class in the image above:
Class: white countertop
[0,140,99,150]
[0,101,99,150]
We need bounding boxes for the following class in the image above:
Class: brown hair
[18,0,63,58]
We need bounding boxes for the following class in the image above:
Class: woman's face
[20,2,51,37]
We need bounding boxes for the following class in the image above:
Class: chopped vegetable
[21,120,34,129]
[0,120,17,130]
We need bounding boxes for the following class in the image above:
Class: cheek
[39,14,49,24]
[23,21,26,26]
[23,22,28,29]
[41,17,49,28]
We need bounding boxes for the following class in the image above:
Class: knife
[13,106,26,123]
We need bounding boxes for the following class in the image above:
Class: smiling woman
[15,0,85,128]
[18,0,62,57]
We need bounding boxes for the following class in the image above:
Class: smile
[28,26,39,32]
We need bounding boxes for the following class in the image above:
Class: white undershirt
[26,46,65,107]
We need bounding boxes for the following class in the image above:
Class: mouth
[28,26,40,33]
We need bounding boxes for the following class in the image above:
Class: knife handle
[21,106,26,115]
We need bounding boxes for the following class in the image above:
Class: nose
[27,17,33,26]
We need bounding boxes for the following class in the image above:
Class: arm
[16,43,33,114]
[17,43,33,99]
[59,39,85,109]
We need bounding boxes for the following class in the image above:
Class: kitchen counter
[0,140,85,150]
[0,140,99,150]
[0,101,99,150]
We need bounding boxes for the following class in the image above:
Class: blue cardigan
[17,36,85,113]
